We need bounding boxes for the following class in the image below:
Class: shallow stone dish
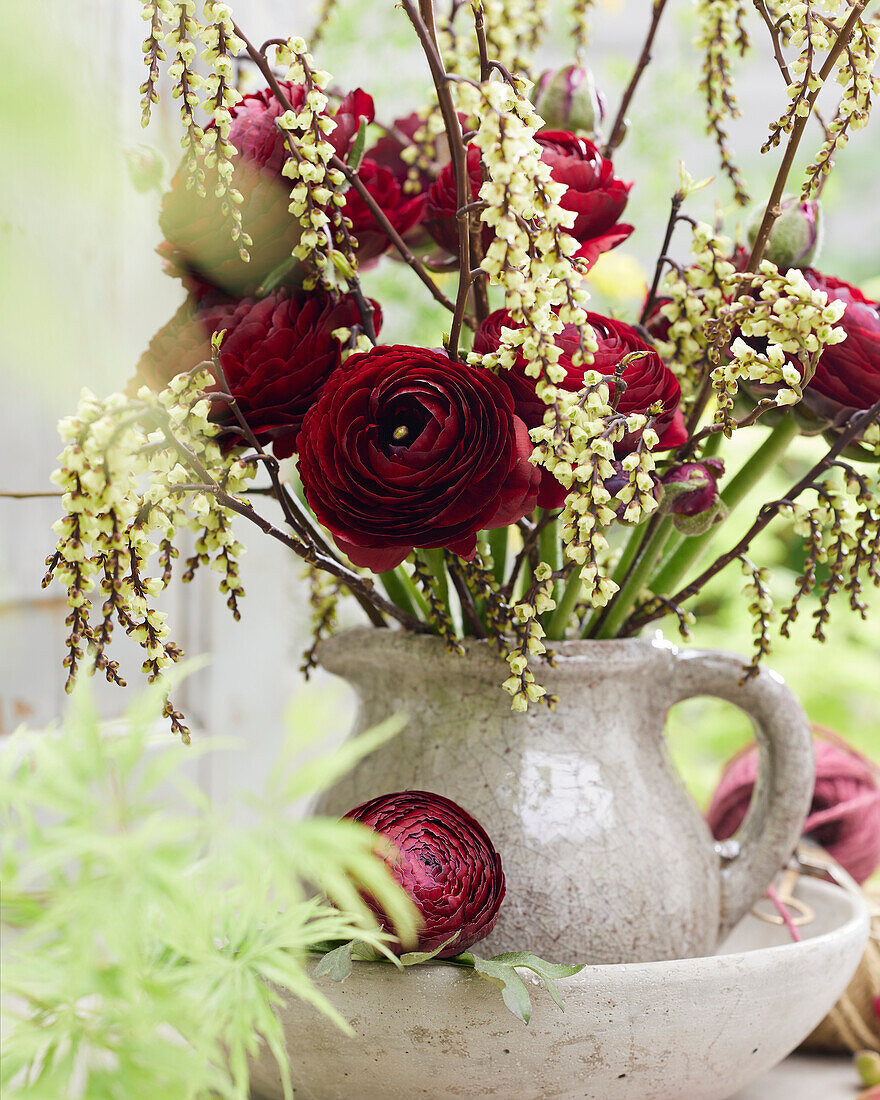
[250,877,868,1100]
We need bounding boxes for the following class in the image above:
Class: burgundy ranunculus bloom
[344,790,506,957]
[296,345,541,571]
[367,111,440,194]
[423,144,488,256]
[534,131,633,266]
[474,309,686,508]
[799,269,880,422]
[342,158,426,266]
[159,83,374,297]
[425,134,632,267]
[134,288,376,458]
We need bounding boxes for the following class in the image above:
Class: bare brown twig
[746,0,869,270]
[623,395,880,634]
[605,0,670,156]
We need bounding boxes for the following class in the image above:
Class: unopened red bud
[747,196,823,270]
[534,65,605,137]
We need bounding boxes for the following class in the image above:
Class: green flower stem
[649,416,800,598]
[487,527,509,586]
[579,518,654,638]
[422,548,451,619]
[590,515,676,640]
[537,510,560,608]
[545,568,582,639]
[379,568,419,620]
[651,428,726,577]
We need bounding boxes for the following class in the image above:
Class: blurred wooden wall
[0,0,354,808]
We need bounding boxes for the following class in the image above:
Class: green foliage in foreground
[0,679,417,1100]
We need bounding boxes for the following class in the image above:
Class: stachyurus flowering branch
[30,0,880,728]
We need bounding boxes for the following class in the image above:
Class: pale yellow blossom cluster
[201,1,249,260]
[273,38,354,289]
[504,562,556,711]
[437,0,548,82]
[458,77,665,701]
[763,0,880,195]
[694,0,750,204]
[710,262,847,425]
[654,223,736,397]
[139,2,247,253]
[570,0,595,53]
[46,371,254,734]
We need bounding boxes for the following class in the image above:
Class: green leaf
[468,955,533,1024]
[279,713,408,801]
[311,941,355,982]
[487,952,584,1011]
[311,939,385,981]
[346,118,368,171]
[256,255,297,296]
[399,933,460,966]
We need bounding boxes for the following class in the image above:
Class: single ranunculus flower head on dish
[344,789,505,957]
[534,65,606,138]
[158,82,374,297]
[662,458,727,535]
[474,309,685,508]
[296,344,540,571]
[133,287,377,458]
[746,195,823,270]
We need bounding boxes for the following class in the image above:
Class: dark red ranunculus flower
[342,158,426,266]
[344,790,505,957]
[134,288,376,458]
[158,83,374,297]
[474,309,686,508]
[533,131,633,266]
[799,269,880,420]
[425,134,632,267]
[423,144,488,256]
[367,111,439,193]
[296,345,541,571]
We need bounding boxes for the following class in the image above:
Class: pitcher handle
[667,647,814,939]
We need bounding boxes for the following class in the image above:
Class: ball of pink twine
[707,731,880,884]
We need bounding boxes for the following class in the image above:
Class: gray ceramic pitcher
[314,628,814,963]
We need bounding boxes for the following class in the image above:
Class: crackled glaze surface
[249,879,869,1100]
[314,631,814,963]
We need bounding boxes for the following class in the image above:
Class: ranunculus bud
[662,459,727,535]
[344,790,505,957]
[125,144,166,194]
[746,195,823,270]
[534,65,605,137]
[297,345,540,571]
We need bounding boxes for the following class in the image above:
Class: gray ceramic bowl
[250,878,868,1100]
